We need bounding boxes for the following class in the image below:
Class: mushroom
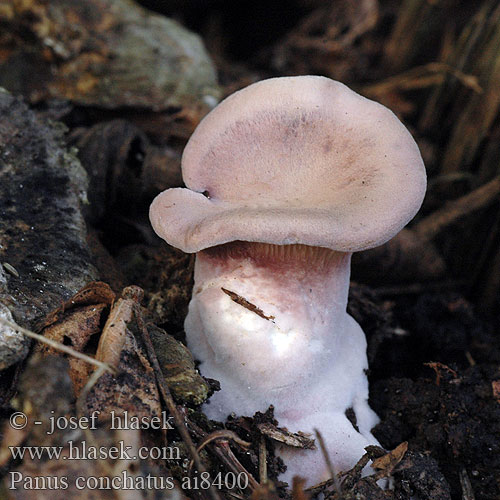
[149,76,426,484]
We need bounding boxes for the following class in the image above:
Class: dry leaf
[149,325,210,406]
[371,441,408,473]
[95,288,141,367]
[39,281,115,330]
[38,304,109,394]
[38,283,161,420]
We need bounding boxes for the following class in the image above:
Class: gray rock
[0,90,98,369]
[0,0,220,112]
[0,302,28,370]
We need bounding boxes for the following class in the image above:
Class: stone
[0,90,98,369]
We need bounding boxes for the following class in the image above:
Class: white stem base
[185,244,380,485]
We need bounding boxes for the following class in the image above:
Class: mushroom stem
[185,241,379,484]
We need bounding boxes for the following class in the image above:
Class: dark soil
[1,1,500,499]
[366,292,500,499]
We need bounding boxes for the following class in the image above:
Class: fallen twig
[414,175,500,241]
[187,430,251,476]
[134,307,221,500]
[257,422,315,450]
[186,415,260,492]
[363,62,482,98]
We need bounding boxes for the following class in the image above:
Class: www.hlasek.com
[7,409,249,491]
[9,438,181,461]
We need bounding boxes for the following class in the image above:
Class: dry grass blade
[225,492,246,500]
[441,3,500,173]
[259,435,267,484]
[419,0,495,130]
[314,428,341,495]
[0,316,115,374]
[414,175,500,241]
[362,62,482,98]
[384,0,443,70]
[459,468,476,500]
[419,1,496,130]
[133,307,221,500]
[279,0,377,53]
[2,262,19,278]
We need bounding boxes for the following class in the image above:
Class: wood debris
[257,423,315,450]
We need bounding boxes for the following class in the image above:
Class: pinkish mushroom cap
[150,75,426,253]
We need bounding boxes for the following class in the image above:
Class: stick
[187,430,250,476]
[314,429,341,495]
[134,307,221,500]
[259,435,268,484]
[414,175,500,241]
[186,416,260,492]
